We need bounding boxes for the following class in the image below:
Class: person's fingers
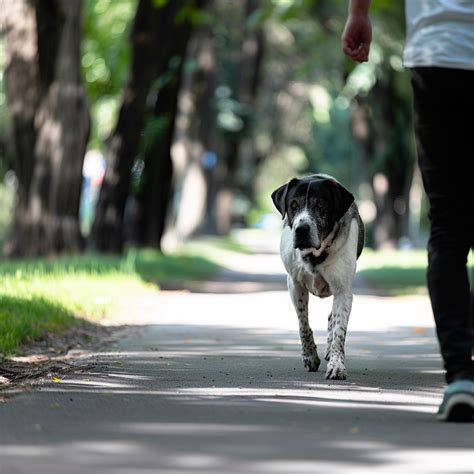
[351,43,370,62]
[342,39,364,59]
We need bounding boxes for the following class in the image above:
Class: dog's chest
[302,268,332,298]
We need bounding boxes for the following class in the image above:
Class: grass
[358,249,474,295]
[0,248,220,355]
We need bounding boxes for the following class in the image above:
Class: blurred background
[0,0,424,257]
[1,0,449,355]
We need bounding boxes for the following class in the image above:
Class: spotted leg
[288,275,321,372]
[326,291,352,380]
[325,311,333,361]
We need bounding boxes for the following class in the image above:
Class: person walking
[342,0,473,422]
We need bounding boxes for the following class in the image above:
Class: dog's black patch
[302,251,328,267]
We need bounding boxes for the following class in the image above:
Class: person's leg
[411,67,474,385]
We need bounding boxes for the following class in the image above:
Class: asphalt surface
[1,249,473,473]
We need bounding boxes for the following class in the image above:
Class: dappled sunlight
[256,396,436,414]
[2,317,471,473]
[118,422,269,435]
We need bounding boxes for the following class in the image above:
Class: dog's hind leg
[325,312,333,361]
[326,291,353,380]
[288,275,321,372]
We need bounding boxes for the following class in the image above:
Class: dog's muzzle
[293,223,320,251]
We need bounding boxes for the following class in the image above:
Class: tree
[171,23,217,239]
[91,0,205,252]
[132,15,198,248]
[171,0,264,239]
[2,0,90,257]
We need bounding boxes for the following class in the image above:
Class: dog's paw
[325,357,347,380]
[303,354,321,372]
[324,348,331,362]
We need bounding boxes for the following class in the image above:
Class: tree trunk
[371,73,414,248]
[1,0,40,254]
[350,71,414,249]
[90,0,186,252]
[173,25,217,239]
[2,0,89,257]
[132,3,205,249]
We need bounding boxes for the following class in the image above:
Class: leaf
[411,327,428,335]
[152,0,168,8]
[245,8,273,31]
[52,377,62,383]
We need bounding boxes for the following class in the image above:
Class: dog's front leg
[288,275,321,372]
[326,291,353,380]
[325,311,333,361]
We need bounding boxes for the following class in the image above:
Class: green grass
[358,249,474,296]
[0,249,220,355]
[0,295,77,354]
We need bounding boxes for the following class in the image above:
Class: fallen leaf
[50,402,61,408]
[350,426,360,434]
[52,377,62,383]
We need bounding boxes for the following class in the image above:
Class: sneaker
[437,379,474,422]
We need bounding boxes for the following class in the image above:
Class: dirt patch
[0,321,129,394]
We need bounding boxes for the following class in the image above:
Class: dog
[272,174,364,379]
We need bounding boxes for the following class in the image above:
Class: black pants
[411,67,474,384]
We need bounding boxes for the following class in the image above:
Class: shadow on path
[1,323,470,474]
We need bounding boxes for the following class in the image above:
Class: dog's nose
[295,223,310,237]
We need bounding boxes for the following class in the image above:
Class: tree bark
[1,0,41,253]
[172,25,217,239]
[2,0,90,257]
[131,3,205,249]
[91,0,186,252]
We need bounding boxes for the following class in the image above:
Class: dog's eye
[316,200,326,209]
[290,201,299,211]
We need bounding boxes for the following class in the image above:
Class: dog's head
[271,174,354,251]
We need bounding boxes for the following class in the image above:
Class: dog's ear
[271,178,296,219]
[331,180,355,221]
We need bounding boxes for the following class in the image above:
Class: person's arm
[341,0,372,63]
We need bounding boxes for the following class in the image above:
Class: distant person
[342,0,473,421]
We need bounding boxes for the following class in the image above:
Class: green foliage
[247,0,417,247]
[152,0,168,8]
[82,0,136,148]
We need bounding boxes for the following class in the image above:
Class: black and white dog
[272,174,364,380]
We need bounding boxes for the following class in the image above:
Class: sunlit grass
[0,249,219,355]
[358,249,473,295]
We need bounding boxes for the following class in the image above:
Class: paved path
[1,249,473,473]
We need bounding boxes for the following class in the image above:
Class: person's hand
[342,14,372,63]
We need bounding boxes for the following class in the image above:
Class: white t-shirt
[404,0,474,70]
